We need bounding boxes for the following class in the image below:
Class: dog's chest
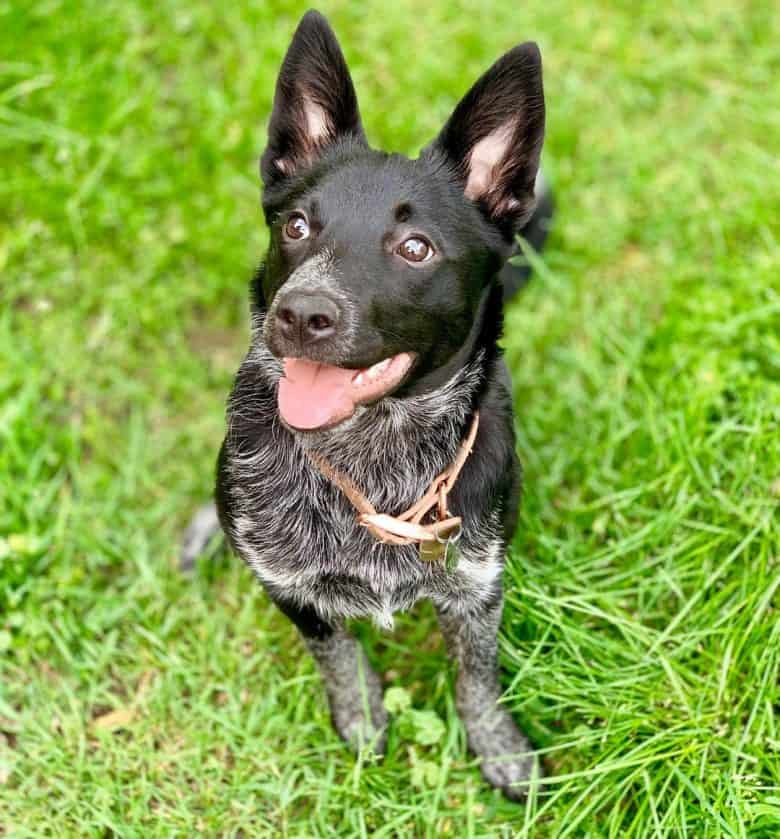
[229,436,436,573]
[218,352,514,625]
[224,422,503,625]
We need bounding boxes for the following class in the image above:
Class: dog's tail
[499,170,554,301]
[180,502,222,572]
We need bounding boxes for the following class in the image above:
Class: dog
[183,10,552,799]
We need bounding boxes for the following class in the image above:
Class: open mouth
[277,352,415,430]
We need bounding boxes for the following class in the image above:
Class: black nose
[275,292,341,347]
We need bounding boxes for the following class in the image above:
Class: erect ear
[426,42,545,232]
[260,11,366,187]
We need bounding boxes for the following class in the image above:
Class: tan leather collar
[303,412,480,546]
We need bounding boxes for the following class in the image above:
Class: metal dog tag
[419,524,461,571]
[444,537,460,573]
[419,539,445,563]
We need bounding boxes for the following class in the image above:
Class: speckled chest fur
[218,313,519,629]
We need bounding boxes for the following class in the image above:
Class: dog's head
[256,11,545,431]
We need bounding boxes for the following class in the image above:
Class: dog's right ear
[261,11,366,187]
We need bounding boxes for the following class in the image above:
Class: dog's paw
[332,702,389,755]
[479,750,536,801]
[463,706,540,801]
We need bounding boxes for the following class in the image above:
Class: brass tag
[419,535,460,571]
[419,519,462,569]
[419,540,446,563]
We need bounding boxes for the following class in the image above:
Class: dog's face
[257,11,545,431]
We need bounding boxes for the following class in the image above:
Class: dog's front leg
[436,590,537,800]
[272,596,388,753]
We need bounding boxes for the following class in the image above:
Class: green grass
[1,0,779,835]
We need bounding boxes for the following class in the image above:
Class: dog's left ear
[426,42,545,231]
[261,11,366,187]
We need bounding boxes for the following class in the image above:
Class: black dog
[184,10,552,799]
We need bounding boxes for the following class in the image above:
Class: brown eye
[397,236,433,263]
[284,212,309,241]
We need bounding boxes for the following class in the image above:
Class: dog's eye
[397,236,433,263]
[284,212,310,241]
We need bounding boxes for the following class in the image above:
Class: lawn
[1,0,779,835]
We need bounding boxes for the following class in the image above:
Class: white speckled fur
[226,317,505,630]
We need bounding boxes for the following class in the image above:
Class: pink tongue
[278,358,357,430]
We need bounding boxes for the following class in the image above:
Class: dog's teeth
[354,359,392,387]
[370,359,391,378]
